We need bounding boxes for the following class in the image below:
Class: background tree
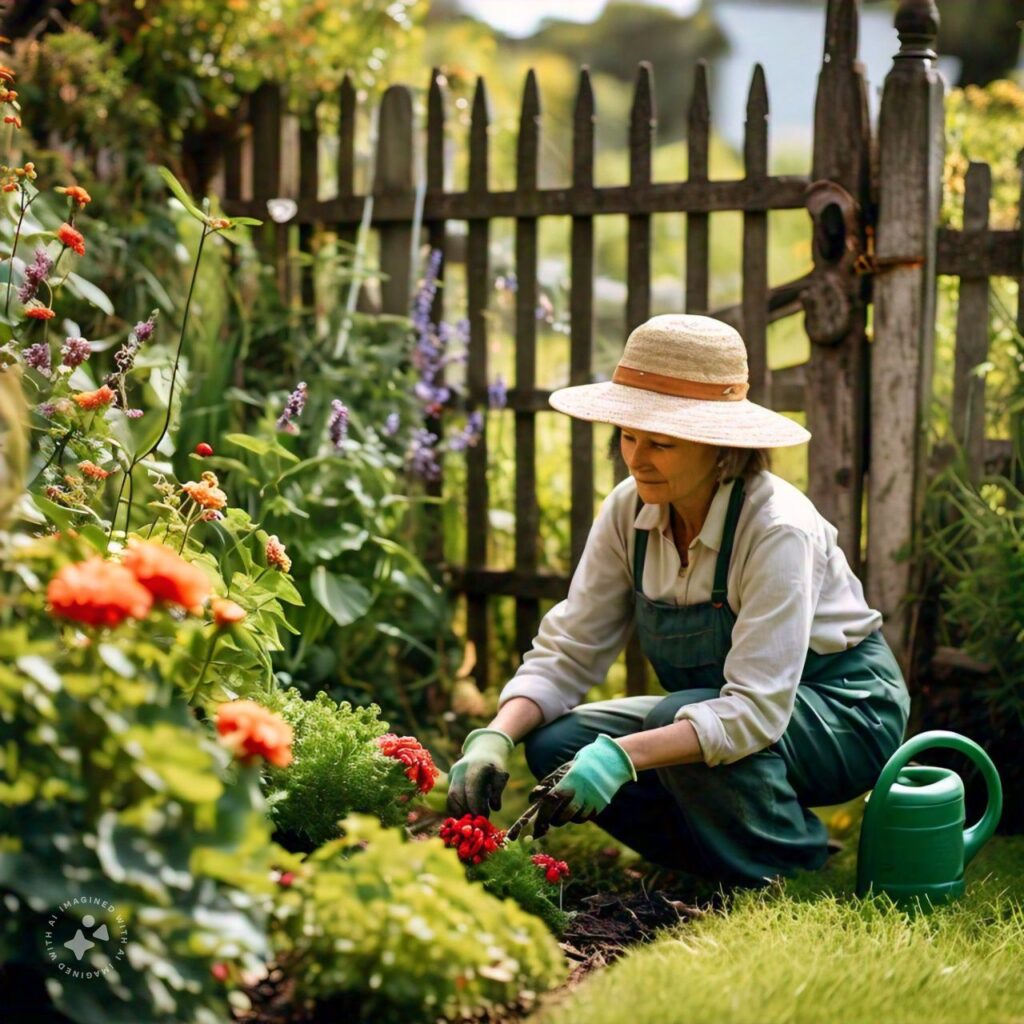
[4,0,426,195]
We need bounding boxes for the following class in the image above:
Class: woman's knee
[523,714,589,780]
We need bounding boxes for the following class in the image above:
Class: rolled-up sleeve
[497,491,635,724]
[674,526,824,766]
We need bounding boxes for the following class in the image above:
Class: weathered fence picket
[514,70,542,662]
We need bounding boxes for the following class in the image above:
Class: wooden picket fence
[221,0,1020,694]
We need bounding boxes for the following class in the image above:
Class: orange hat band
[611,364,750,401]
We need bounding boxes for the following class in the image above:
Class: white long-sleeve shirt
[497,470,883,766]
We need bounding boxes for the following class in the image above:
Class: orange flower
[181,471,227,510]
[0,66,15,83]
[48,557,153,627]
[121,539,212,613]
[265,535,291,572]
[212,597,246,626]
[3,115,21,129]
[71,385,115,410]
[24,301,55,320]
[78,460,111,480]
[56,185,92,206]
[216,700,293,767]
[57,222,85,257]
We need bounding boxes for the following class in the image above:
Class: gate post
[867,0,945,672]
[806,0,872,576]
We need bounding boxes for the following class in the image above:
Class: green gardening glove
[446,728,514,818]
[532,734,637,838]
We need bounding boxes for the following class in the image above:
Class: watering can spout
[856,731,1002,908]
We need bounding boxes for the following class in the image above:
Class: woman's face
[619,427,720,508]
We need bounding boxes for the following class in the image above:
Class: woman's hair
[606,426,771,482]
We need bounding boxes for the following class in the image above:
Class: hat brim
[549,381,810,448]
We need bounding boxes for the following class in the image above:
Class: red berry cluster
[440,814,506,864]
[531,853,570,884]
[377,733,440,794]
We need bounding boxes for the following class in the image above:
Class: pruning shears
[505,763,571,841]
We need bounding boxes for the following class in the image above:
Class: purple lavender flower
[412,248,443,329]
[36,401,56,418]
[495,273,518,293]
[133,314,157,345]
[327,399,349,449]
[407,428,441,481]
[23,342,51,377]
[277,381,308,433]
[61,336,92,368]
[447,411,484,453]
[17,247,52,304]
[383,412,400,437]
[487,375,507,410]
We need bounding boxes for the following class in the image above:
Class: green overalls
[523,477,911,886]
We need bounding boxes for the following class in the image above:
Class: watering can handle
[865,730,1003,866]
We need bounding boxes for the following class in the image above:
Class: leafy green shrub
[273,815,566,1024]
[262,688,418,848]
[920,469,1024,713]
[0,541,276,1024]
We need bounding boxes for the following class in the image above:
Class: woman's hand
[446,728,514,817]
[532,734,637,837]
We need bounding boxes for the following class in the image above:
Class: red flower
[24,301,55,320]
[216,699,293,768]
[278,871,295,888]
[78,460,111,480]
[194,442,214,457]
[57,222,85,256]
[121,539,211,613]
[531,853,570,884]
[47,558,154,628]
[265,534,291,572]
[439,814,506,865]
[71,385,115,410]
[211,597,246,627]
[56,185,92,206]
[377,733,439,794]
[210,962,229,982]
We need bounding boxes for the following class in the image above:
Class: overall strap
[711,476,746,608]
[633,494,648,594]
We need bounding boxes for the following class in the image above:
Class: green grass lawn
[531,811,1024,1024]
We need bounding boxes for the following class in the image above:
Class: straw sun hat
[549,314,810,449]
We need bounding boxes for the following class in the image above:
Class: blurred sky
[459,0,701,37]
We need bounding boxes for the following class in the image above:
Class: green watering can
[856,730,1003,907]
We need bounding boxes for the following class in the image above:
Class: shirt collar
[632,478,737,553]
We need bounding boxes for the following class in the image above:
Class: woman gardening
[447,314,911,888]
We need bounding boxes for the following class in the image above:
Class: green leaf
[64,272,114,315]
[307,525,369,560]
[31,493,75,532]
[231,217,264,226]
[311,567,372,627]
[158,165,207,222]
[16,655,61,693]
[224,432,299,463]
